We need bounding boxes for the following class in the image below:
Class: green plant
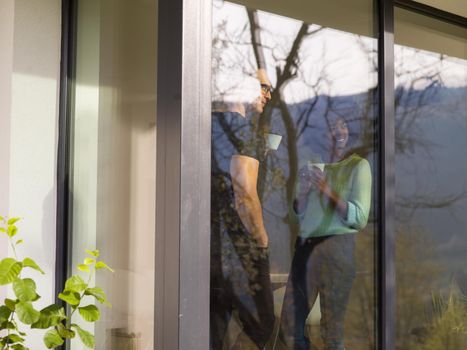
[0,216,113,349]
[414,288,467,350]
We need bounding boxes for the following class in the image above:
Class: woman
[278,116,372,350]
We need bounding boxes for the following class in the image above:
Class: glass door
[210,1,380,348]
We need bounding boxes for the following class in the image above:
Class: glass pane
[69,0,157,349]
[395,8,467,350]
[211,1,379,349]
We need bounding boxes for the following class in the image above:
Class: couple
[211,69,372,350]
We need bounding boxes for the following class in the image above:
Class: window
[68,0,158,348]
[210,1,379,348]
[395,8,467,350]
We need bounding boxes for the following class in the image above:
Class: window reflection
[70,0,157,348]
[211,1,378,349]
[211,68,276,349]
[395,11,467,349]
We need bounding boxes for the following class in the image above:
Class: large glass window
[395,8,467,350]
[68,0,157,349]
[210,1,379,348]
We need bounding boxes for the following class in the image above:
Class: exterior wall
[395,6,467,59]
[0,0,14,260]
[415,0,467,18]
[0,0,61,348]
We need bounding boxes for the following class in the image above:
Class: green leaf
[56,323,75,339]
[64,275,86,293]
[58,291,81,306]
[16,301,40,324]
[22,258,45,274]
[78,304,100,322]
[84,287,106,303]
[0,305,12,323]
[31,304,66,329]
[83,258,94,265]
[7,217,20,225]
[0,258,22,285]
[11,344,28,350]
[0,215,4,222]
[5,333,24,343]
[85,249,99,258]
[43,329,64,348]
[7,225,18,238]
[5,298,18,311]
[13,278,37,302]
[1,320,16,329]
[0,228,5,233]
[71,324,94,348]
[16,239,24,245]
[77,264,90,273]
[95,261,114,272]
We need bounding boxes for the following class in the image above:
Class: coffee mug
[266,133,282,150]
[307,160,325,172]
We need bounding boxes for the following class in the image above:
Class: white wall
[0,0,61,348]
[0,0,14,261]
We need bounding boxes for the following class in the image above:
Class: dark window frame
[55,0,467,349]
[56,0,76,307]
[378,1,395,349]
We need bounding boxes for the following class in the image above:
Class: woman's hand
[309,167,330,194]
[294,165,315,214]
[298,165,314,195]
[309,167,348,218]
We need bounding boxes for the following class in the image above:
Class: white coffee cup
[307,160,325,172]
[266,133,282,151]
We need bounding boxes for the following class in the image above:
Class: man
[210,69,276,350]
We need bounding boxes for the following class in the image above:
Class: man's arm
[230,154,268,247]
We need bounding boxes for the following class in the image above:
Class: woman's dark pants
[279,234,356,350]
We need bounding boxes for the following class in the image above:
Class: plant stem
[5,311,16,350]
[4,236,18,350]
[66,267,95,329]
[8,237,18,261]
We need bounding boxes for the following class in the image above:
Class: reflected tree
[212,3,467,349]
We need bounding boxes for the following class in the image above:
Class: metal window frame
[56,0,76,304]
[56,1,77,349]
[55,0,467,349]
[378,1,395,350]
[155,0,211,349]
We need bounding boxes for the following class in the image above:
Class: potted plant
[0,216,113,349]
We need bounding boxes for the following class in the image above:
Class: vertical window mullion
[378,0,396,349]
